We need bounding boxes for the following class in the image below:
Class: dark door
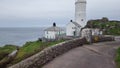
[73,31,76,36]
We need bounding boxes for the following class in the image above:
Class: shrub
[0,45,16,60]
[115,47,120,68]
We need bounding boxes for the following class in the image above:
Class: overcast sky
[0,0,120,27]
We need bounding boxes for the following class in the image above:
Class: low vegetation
[0,45,17,60]
[0,39,65,67]
[10,39,65,65]
[0,45,17,68]
[85,17,120,35]
[115,47,120,68]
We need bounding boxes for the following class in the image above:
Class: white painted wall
[66,22,76,36]
[81,28,103,37]
[45,30,65,39]
[91,29,102,36]
[75,0,87,27]
[76,27,81,36]
[45,31,56,39]
[66,22,81,36]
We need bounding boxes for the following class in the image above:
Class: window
[81,19,84,21]
[59,31,60,35]
[46,31,48,34]
[72,27,76,29]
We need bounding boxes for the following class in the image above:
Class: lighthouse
[66,0,87,37]
[75,0,87,27]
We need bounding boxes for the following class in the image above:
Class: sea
[0,27,45,47]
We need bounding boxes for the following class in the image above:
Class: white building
[66,20,81,36]
[81,28,103,38]
[75,0,87,27]
[44,23,64,40]
[66,0,87,37]
[81,28,103,43]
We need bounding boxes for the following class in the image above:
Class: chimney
[70,20,73,22]
[53,22,56,27]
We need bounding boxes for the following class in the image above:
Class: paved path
[42,38,120,68]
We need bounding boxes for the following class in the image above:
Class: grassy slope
[0,45,17,60]
[115,47,120,68]
[11,40,65,64]
[90,21,120,35]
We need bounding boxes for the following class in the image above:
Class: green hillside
[10,39,65,65]
[0,45,17,60]
[0,40,65,67]
[85,17,120,35]
[116,47,120,68]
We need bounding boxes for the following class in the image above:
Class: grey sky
[0,0,120,27]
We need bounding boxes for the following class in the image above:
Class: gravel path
[42,37,120,68]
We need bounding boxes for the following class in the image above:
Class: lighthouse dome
[75,0,86,2]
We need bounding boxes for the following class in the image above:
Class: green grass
[0,39,65,66]
[11,40,65,64]
[0,45,17,67]
[0,45,17,60]
[116,47,120,68]
[88,21,120,35]
[115,47,120,68]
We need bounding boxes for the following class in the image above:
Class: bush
[115,47,120,68]
[0,45,17,60]
[10,40,65,64]
[0,45,17,68]
[93,36,99,42]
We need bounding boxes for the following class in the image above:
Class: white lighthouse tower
[66,0,87,37]
[75,0,87,27]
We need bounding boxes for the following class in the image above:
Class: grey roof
[44,26,64,31]
[72,22,81,28]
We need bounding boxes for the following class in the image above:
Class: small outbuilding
[81,28,103,38]
[44,23,64,40]
[66,20,82,37]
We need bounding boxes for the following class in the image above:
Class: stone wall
[9,36,114,68]
[99,35,115,42]
[9,37,86,68]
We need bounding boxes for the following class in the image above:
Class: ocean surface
[0,27,45,47]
